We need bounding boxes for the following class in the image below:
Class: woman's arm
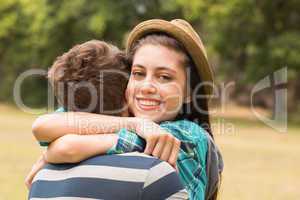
[32,112,181,166]
[44,133,118,163]
[25,154,47,189]
[32,112,137,142]
[24,134,118,188]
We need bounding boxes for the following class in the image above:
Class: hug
[27,19,223,200]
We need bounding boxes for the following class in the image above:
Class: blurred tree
[0,0,183,106]
[178,0,300,111]
[0,0,299,113]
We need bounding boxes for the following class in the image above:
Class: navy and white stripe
[29,152,188,200]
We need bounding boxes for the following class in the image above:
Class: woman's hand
[25,154,47,190]
[134,119,181,168]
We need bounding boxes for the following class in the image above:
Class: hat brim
[126,19,214,96]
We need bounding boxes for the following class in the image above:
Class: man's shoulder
[30,153,160,200]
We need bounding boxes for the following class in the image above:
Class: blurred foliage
[0,0,299,109]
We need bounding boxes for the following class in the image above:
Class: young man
[27,40,187,199]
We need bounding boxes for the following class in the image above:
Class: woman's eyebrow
[132,65,177,75]
[132,64,145,69]
[156,66,176,74]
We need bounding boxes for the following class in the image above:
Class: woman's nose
[140,82,157,95]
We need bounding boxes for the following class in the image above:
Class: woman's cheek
[166,96,183,113]
[125,81,137,108]
[125,88,133,109]
[163,86,185,111]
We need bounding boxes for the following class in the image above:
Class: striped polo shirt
[29,152,188,200]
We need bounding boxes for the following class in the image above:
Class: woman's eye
[132,71,145,78]
[158,75,172,82]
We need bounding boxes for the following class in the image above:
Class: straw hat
[126,19,214,96]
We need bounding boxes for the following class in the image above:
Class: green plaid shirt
[107,120,208,200]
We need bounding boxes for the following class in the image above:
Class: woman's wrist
[129,118,162,139]
[107,128,146,155]
[123,117,144,133]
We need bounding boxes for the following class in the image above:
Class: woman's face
[126,44,189,123]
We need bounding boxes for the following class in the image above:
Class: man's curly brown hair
[48,40,130,116]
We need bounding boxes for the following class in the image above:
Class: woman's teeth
[138,100,160,106]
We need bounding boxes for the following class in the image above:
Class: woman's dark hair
[128,33,213,138]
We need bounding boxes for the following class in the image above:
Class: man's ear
[125,88,129,102]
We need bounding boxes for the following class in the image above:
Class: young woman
[27,39,187,200]
[27,19,223,200]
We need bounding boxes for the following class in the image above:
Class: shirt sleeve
[38,107,66,147]
[160,120,208,165]
[106,128,146,155]
[160,120,209,200]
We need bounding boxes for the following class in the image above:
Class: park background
[0,0,299,199]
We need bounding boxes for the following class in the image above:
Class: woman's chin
[133,111,163,123]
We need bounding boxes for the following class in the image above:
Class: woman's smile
[135,97,164,111]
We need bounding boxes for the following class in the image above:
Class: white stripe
[117,152,152,158]
[143,161,175,188]
[33,165,148,183]
[166,189,189,200]
[30,197,101,200]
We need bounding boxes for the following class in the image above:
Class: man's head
[48,40,130,116]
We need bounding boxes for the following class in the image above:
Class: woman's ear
[184,86,192,104]
[184,95,191,104]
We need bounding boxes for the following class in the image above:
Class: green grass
[0,105,42,200]
[0,105,299,199]
[216,125,300,199]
